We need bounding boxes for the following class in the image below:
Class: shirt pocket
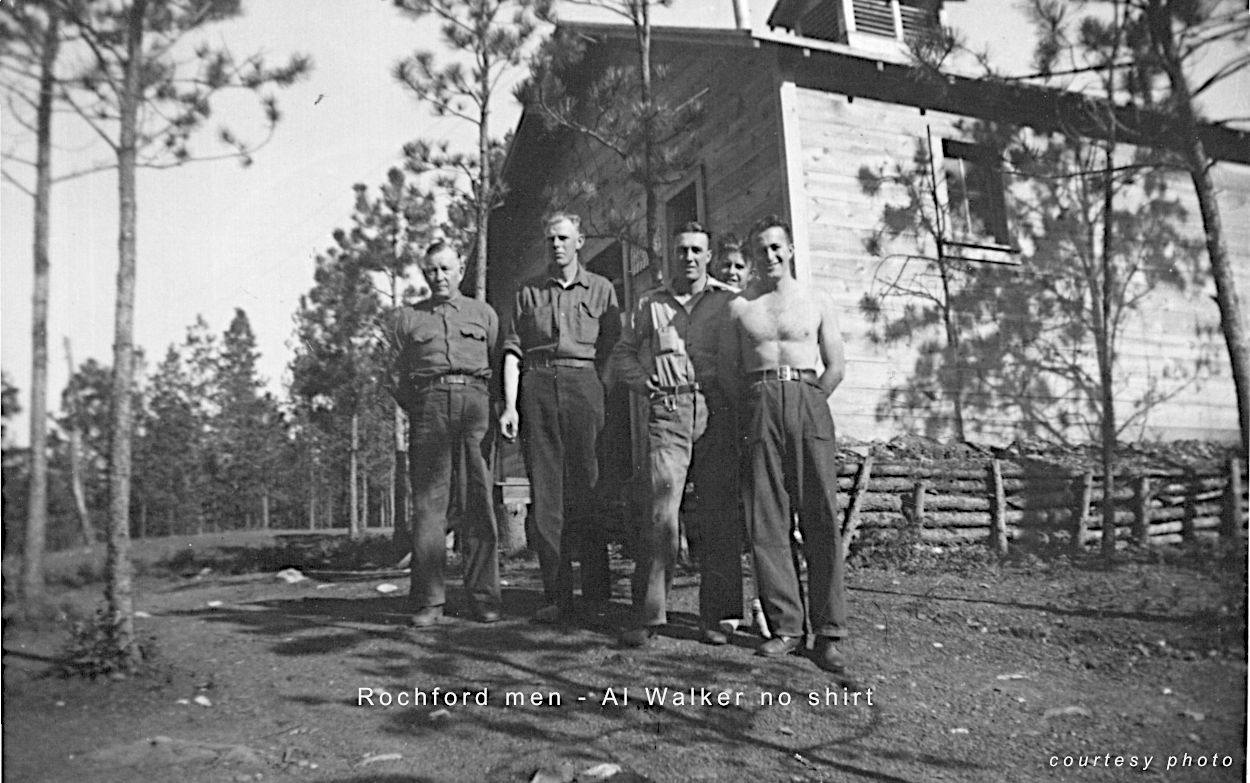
[655,324,683,355]
[572,300,602,345]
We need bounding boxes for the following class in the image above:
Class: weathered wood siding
[793,86,1247,445]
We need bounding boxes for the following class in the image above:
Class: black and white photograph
[2,0,1248,780]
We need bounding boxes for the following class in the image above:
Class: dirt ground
[3,536,1247,783]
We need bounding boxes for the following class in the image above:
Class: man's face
[753,226,793,283]
[421,247,464,300]
[717,251,750,289]
[671,230,710,286]
[545,218,583,271]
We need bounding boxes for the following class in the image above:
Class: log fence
[836,455,1249,555]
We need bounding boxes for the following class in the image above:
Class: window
[941,139,1009,248]
[665,180,701,233]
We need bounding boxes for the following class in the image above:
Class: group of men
[387,211,848,673]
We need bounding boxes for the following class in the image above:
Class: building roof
[502,18,1250,194]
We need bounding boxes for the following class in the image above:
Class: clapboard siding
[794,87,1243,444]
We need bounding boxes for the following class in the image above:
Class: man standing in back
[613,222,742,647]
[719,215,848,672]
[499,212,621,622]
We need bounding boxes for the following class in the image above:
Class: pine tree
[392,0,540,300]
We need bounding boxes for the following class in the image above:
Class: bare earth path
[3,545,1246,782]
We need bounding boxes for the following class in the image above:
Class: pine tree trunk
[308,458,316,530]
[262,490,270,530]
[349,412,360,538]
[1099,143,1118,560]
[476,89,491,300]
[103,0,148,671]
[64,338,96,549]
[1145,0,1249,455]
[393,406,408,550]
[362,472,369,530]
[21,11,61,600]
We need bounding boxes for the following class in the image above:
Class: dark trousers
[408,384,500,610]
[742,380,846,639]
[633,390,742,626]
[519,366,610,606]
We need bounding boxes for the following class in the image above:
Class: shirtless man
[718,214,848,673]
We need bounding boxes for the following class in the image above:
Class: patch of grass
[56,608,155,680]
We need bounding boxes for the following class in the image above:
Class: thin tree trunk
[349,412,360,538]
[1098,142,1118,560]
[22,11,61,599]
[308,454,316,530]
[63,338,96,549]
[262,489,270,530]
[104,0,148,670]
[634,1,660,273]
[475,75,490,300]
[1145,0,1249,456]
[362,472,369,530]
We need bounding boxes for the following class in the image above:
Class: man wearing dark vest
[499,212,621,623]
[613,221,743,647]
[390,242,501,627]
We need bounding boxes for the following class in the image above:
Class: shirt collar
[547,265,589,289]
[425,292,462,309]
[664,274,730,300]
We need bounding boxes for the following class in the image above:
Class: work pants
[519,366,610,607]
[633,389,743,626]
[408,384,500,610]
[742,380,846,639]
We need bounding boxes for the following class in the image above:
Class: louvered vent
[899,0,939,40]
[851,0,897,37]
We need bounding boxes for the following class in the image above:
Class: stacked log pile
[835,447,1247,555]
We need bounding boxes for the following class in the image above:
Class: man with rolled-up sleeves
[498,212,621,623]
[390,241,501,627]
[613,221,743,648]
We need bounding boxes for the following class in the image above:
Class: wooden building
[488,0,1250,488]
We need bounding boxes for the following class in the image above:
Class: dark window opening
[942,139,1009,247]
[665,181,699,233]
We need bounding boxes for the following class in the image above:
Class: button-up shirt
[389,293,498,406]
[502,266,621,366]
[612,276,736,393]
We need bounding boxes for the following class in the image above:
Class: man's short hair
[423,239,459,262]
[543,211,582,232]
[749,214,793,244]
[716,233,743,256]
[673,220,711,245]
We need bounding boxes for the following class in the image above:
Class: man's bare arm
[816,294,845,398]
[717,302,744,401]
[499,352,521,440]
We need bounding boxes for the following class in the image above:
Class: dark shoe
[812,638,847,673]
[472,605,502,624]
[532,604,566,624]
[408,605,444,628]
[620,626,659,648]
[699,625,729,646]
[756,635,802,657]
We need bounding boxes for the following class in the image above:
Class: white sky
[2,0,1246,444]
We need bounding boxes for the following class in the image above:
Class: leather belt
[414,373,486,388]
[648,382,701,401]
[748,366,818,383]
[524,354,595,369]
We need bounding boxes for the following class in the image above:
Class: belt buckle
[777,366,795,382]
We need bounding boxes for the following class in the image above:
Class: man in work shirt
[614,221,743,647]
[719,215,848,673]
[390,242,501,627]
[499,212,621,623]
